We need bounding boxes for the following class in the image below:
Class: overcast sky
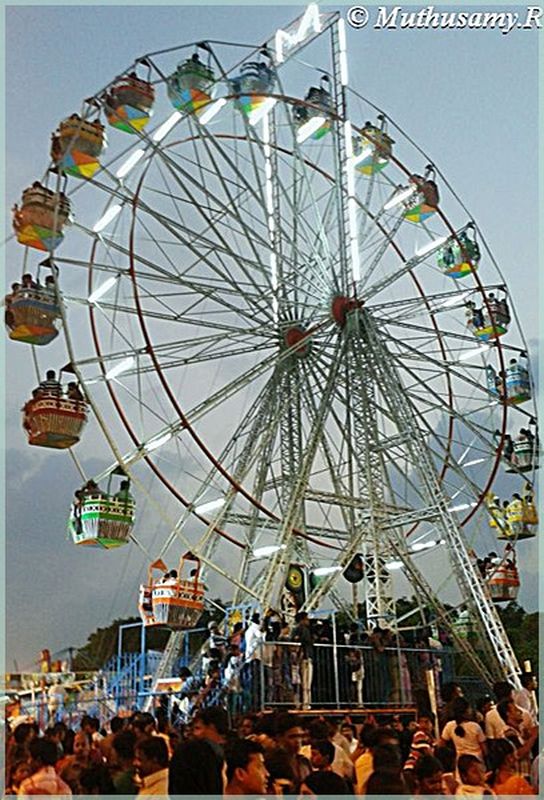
[4,4,539,671]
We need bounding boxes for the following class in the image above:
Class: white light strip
[438,290,472,309]
[345,121,361,282]
[263,114,279,321]
[383,185,416,211]
[313,565,342,577]
[152,111,182,143]
[463,458,487,468]
[458,344,491,362]
[337,19,349,86]
[352,146,374,167]
[253,544,286,558]
[415,235,449,258]
[344,120,354,159]
[411,539,437,552]
[386,560,404,571]
[115,148,145,179]
[199,98,226,125]
[145,432,173,453]
[93,204,122,233]
[296,115,325,143]
[448,502,477,513]
[248,98,277,127]
[88,274,119,304]
[105,356,135,380]
[195,498,225,515]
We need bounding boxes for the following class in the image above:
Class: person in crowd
[341,722,359,755]
[308,738,352,792]
[413,754,445,795]
[496,698,539,779]
[18,738,72,797]
[327,717,352,757]
[191,705,229,750]
[134,735,169,796]
[488,738,536,795]
[402,710,436,790]
[109,728,138,795]
[356,726,400,794]
[439,697,486,763]
[485,682,533,739]
[434,744,458,795]
[438,681,464,728]
[56,730,98,779]
[513,673,538,725]
[365,768,408,795]
[455,754,494,796]
[98,715,125,762]
[224,738,269,795]
[243,612,265,709]
[78,764,115,795]
[265,713,311,793]
[5,758,31,795]
[352,722,377,789]
[474,696,493,728]
[299,740,352,795]
[8,722,37,764]
[238,713,257,739]
[130,712,157,743]
[293,611,315,710]
[169,737,225,795]
[304,719,354,782]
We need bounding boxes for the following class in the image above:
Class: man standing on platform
[293,612,314,709]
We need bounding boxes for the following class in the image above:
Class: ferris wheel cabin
[293,83,333,141]
[403,174,439,223]
[50,114,106,180]
[437,229,481,280]
[487,564,520,603]
[68,476,135,549]
[139,555,205,629]
[167,54,215,115]
[6,285,61,346]
[105,73,155,133]
[353,121,394,176]
[23,394,88,449]
[12,183,70,252]
[231,62,275,117]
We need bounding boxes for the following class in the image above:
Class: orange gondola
[139,554,204,629]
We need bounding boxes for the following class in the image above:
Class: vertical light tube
[262,114,279,320]
[344,120,361,282]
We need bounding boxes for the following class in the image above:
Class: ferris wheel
[8,5,538,689]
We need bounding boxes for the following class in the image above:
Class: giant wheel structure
[9,6,538,690]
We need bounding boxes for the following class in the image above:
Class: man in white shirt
[484,681,533,738]
[513,673,538,725]
[244,612,265,708]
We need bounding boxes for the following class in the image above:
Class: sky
[3,3,540,671]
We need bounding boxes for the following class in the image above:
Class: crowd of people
[182,612,457,720]
[5,674,539,796]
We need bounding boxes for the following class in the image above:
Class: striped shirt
[18,766,72,796]
[404,729,434,770]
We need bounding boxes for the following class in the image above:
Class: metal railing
[236,640,459,712]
